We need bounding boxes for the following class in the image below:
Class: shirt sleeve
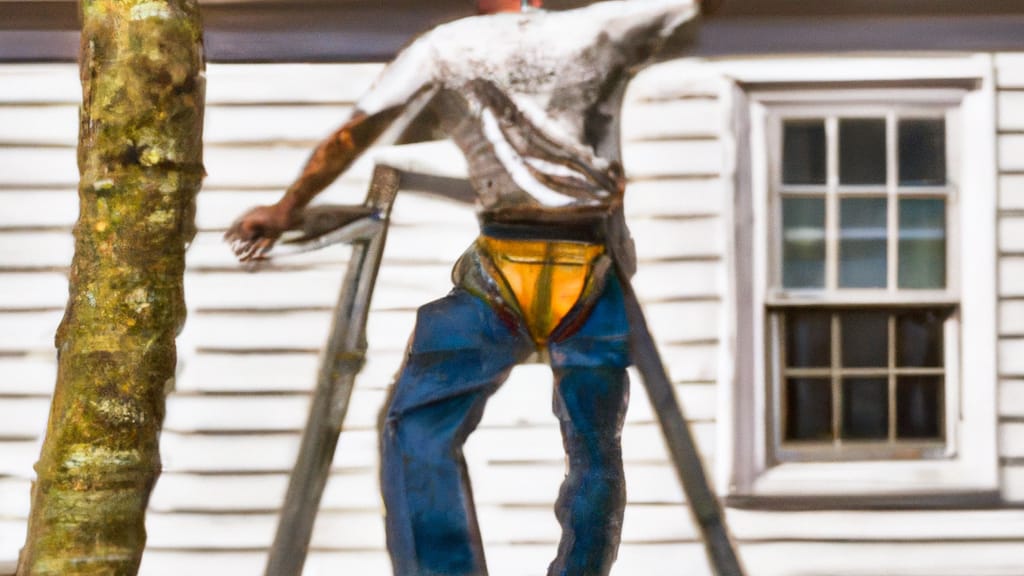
[354,34,438,117]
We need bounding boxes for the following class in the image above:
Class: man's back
[356,1,699,215]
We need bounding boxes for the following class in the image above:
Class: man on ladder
[226,1,742,575]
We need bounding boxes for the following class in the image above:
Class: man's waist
[478,212,608,244]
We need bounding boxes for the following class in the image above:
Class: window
[770,109,956,462]
[720,58,998,502]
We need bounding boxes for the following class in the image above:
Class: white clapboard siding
[204,64,384,105]
[999,379,1024,417]
[622,98,721,141]
[0,147,77,188]
[0,106,77,147]
[0,357,56,396]
[996,53,1024,89]
[0,65,80,104]
[625,177,725,218]
[998,52,1024,503]
[0,59,731,574]
[742,542,1024,576]
[0,191,78,229]
[0,273,67,310]
[1001,174,1024,211]
[204,105,353,145]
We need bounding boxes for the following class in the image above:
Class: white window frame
[717,56,999,503]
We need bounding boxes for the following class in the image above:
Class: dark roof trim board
[2,1,1024,62]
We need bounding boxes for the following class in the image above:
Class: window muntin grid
[768,104,957,462]
[777,309,949,460]
[772,110,954,300]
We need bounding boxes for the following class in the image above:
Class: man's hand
[224,203,300,262]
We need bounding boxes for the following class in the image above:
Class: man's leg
[381,288,532,576]
[547,275,631,576]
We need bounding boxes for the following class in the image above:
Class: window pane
[786,311,831,368]
[897,376,943,439]
[899,199,946,289]
[839,118,887,185]
[899,119,946,186]
[896,309,946,367]
[782,197,826,289]
[841,312,888,368]
[786,378,833,441]
[839,197,888,288]
[841,378,889,440]
[783,120,827,185]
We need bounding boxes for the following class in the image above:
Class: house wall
[4,53,1024,576]
[0,62,723,575]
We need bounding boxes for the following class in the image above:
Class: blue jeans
[380,262,631,576]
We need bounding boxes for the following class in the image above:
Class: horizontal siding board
[625,177,725,218]
[0,147,77,188]
[999,422,1024,458]
[203,104,352,145]
[1000,339,1024,376]
[0,311,61,354]
[660,343,719,382]
[184,269,345,310]
[184,309,417,353]
[742,541,1024,576]
[622,139,722,179]
[0,273,67,310]
[999,257,1024,297]
[999,134,1024,172]
[0,65,78,104]
[0,191,78,229]
[1000,300,1024,336]
[999,91,1024,132]
[632,260,723,302]
[630,217,723,260]
[0,357,55,396]
[0,440,41,478]
[1001,215,1024,254]
[0,479,29,518]
[137,552,267,576]
[627,60,722,101]
[999,379,1024,417]
[996,53,1024,89]
[1001,465,1024,502]
[730,509,1024,541]
[0,105,76,146]
[622,99,720,141]
[0,398,48,438]
[1000,216,1024,253]
[0,232,73,269]
[1000,174,1024,211]
[643,300,721,343]
[204,63,383,105]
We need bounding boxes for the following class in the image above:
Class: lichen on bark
[17,0,204,573]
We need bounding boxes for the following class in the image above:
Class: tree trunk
[17,0,204,573]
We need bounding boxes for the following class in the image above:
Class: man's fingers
[253,238,274,260]
[238,237,274,262]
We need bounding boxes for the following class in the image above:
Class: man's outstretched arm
[225,35,437,261]
[224,107,405,261]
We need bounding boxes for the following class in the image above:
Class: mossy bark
[17,0,204,574]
